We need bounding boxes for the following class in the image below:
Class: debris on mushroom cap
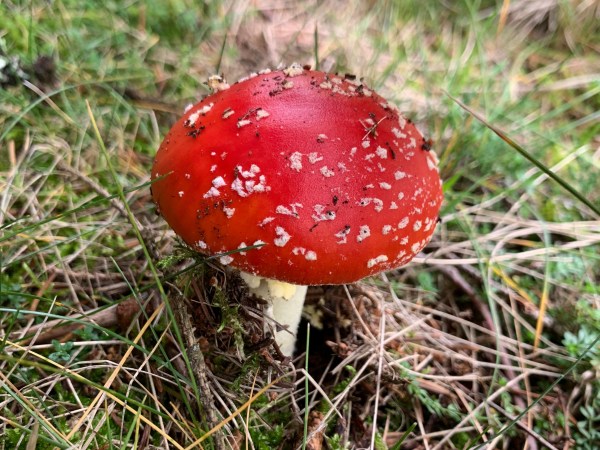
[151,65,443,285]
[207,74,230,92]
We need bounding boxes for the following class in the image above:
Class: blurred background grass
[1,1,599,449]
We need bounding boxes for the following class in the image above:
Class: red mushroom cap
[151,65,443,285]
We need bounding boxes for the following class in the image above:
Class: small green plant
[249,424,286,450]
[325,434,351,450]
[574,393,600,450]
[403,368,462,422]
[563,326,600,370]
[48,340,75,363]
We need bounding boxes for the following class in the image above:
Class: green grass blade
[447,92,600,217]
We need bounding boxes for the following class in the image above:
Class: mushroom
[151,64,443,355]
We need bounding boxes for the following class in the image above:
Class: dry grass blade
[65,303,164,440]
[184,375,286,449]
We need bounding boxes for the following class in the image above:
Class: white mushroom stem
[240,272,308,356]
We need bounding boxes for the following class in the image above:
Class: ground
[1,1,600,449]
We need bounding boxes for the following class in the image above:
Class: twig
[170,293,227,450]
[7,298,140,344]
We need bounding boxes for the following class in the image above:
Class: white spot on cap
[398,217,409,229]
[361,139,371,149]
[367,255,388,268]
[390,201,398,210]
[317,133,328,142]
[357,225,371,242]
[276,203,302,217]
[413,220,422,231]
[178,191,184,197]
[189,102,215,125]
[223,207,235,218]
[185,173,191,179]
[253,240,266,247]
[244,180,256,191]
[290,152,303,171]
[308,152,324,164]
[379,182,392,190]
[305,251,317,261]
[373,198,384,212]
[237,119,252,128]
[256,109,270,120]
[196,241,207,249]
[222,109,235,119]
[203,187,220,198]
[210,165,217,172]
[394,171,407,180]
[398,115,407,129]
[274,226,291,247]
[335,226,351,244]
[408,137,417,148]
[219,255,234,265]
[231,167,269,196]
[424,217,434,232]
[292,247,306,256]
[382,225,392,235]
[312,204,336,222]
[392,127,406,138]
[252,175,270,192]
[212,176,226,188]
[398,192,405,200]
[411,242,421,254]
[186,111,201,127]
[240,164,260,178]
[320,166,335,177]
[376,146,388,159]
[231,178,248,197]
[427,153,438,171]
[238,242,247,255]
[413,188,424,199]
[259,217,275,226]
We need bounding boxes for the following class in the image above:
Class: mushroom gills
[240,272,308,356]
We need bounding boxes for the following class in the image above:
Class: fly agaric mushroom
[151,64,443,355]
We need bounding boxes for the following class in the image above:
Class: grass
[1,0,600,448]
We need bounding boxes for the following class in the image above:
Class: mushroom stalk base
[240,272,308,356]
